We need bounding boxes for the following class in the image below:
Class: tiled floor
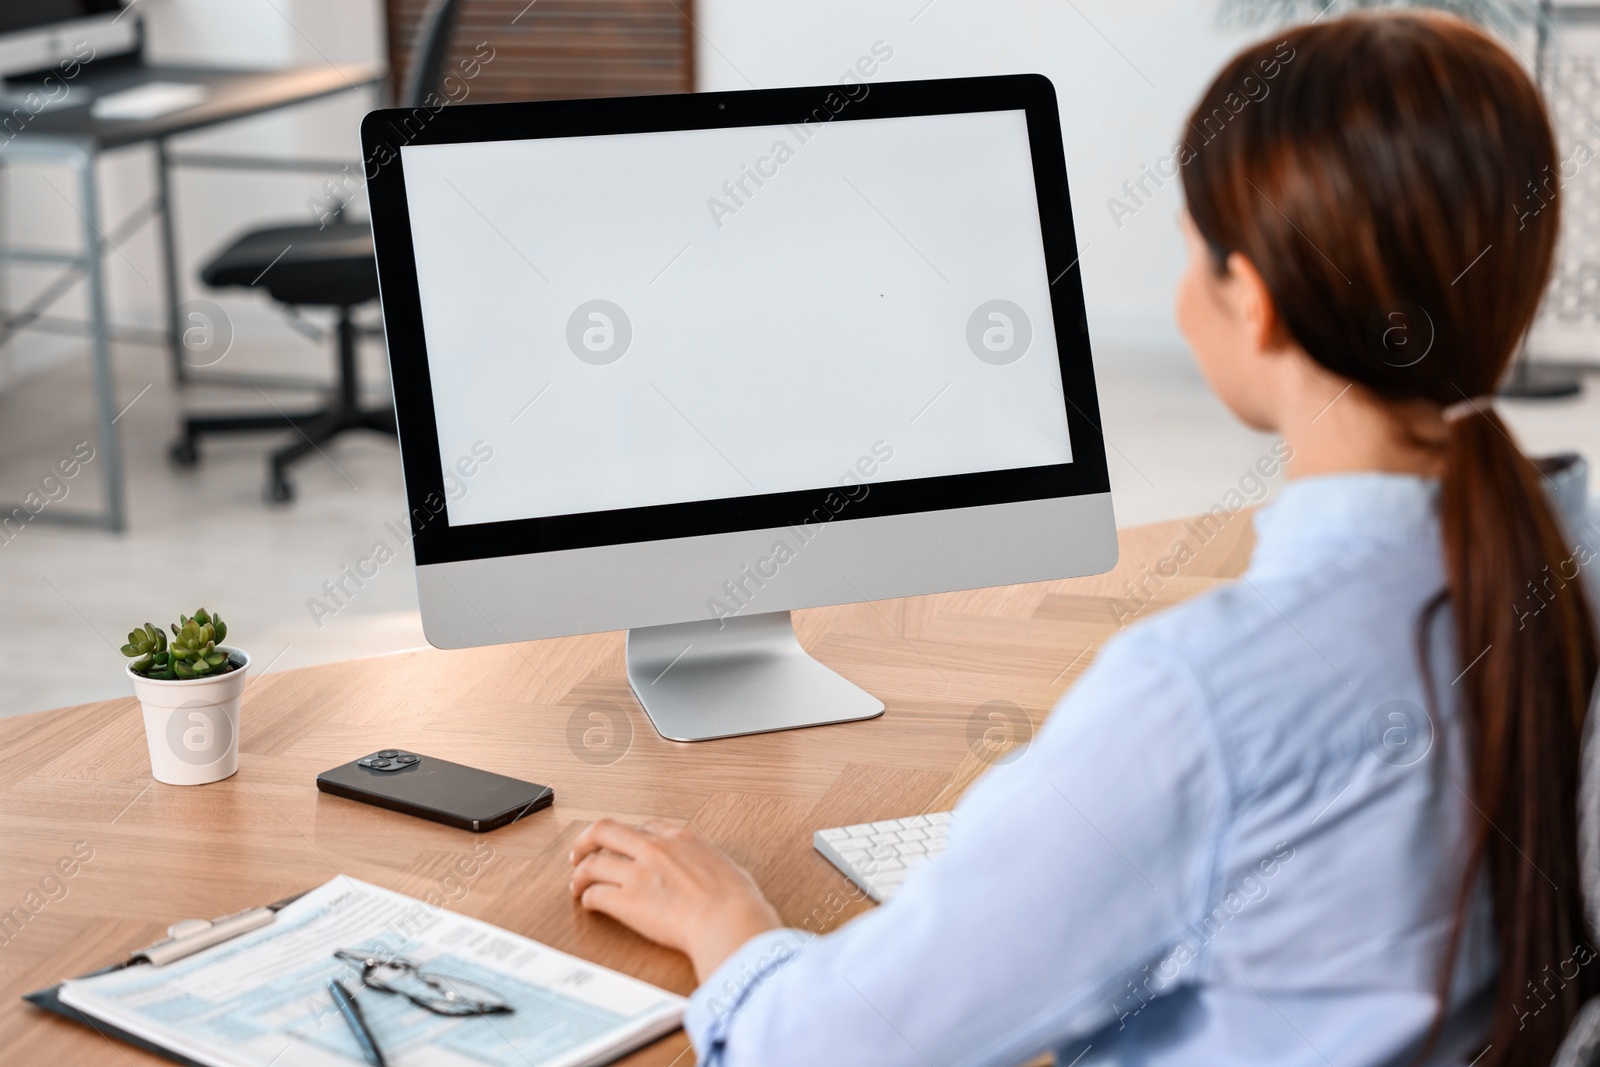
[3,330,1597,717]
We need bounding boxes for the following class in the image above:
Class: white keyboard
[813,811,953,902]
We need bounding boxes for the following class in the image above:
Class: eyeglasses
[333,949,514,1017]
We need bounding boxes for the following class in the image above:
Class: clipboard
[22,891,308,1067]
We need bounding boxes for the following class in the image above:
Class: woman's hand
[570,817,783,981]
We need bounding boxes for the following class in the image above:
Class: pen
[328,978,388,1067]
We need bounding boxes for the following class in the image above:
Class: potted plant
[121,609,249,786]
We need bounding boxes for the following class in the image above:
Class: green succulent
[121,608,233,680]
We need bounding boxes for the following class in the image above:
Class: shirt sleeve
[682,630,1233,1067]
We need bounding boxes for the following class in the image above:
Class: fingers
[576,876,675,953]
[570,849,633,900]
[571,817,694,865]
[567,816,772,967]
[577,882,627,921]
[570,817,656,865]
[577,880,671,952]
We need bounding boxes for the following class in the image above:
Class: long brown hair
[1181,13,1600,1065]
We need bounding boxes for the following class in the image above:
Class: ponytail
[1435,404,1599,1060]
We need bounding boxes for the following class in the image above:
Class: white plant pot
[127,646,250,786]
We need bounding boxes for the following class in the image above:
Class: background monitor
[363,74,1117,741]
[0,2,135,82]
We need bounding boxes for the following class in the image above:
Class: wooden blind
[384,0,695,104]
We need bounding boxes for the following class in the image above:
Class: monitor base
[625,611,884,742]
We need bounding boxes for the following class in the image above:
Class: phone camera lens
[369,758,393,769]
[396,754,419,765]
[376,749,401,758]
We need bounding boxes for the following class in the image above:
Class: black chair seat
[178,217,388,502]
[200,221,378,307]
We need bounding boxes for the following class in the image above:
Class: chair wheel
[169,439,199,468]
[267,476,294,504]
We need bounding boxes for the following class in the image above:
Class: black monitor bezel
[362,73,1111,568]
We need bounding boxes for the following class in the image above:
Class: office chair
[169,0,465,503]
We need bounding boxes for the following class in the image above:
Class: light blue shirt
[683,474,1523,1067]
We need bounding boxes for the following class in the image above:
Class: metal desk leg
[154,137,186,386]
[78,150,126,533]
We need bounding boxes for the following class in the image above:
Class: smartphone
[316,750,553,832]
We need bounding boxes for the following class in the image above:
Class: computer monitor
[362,74,1116,742]
[0,2,136,82]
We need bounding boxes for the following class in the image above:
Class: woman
[569,13,1600,1065]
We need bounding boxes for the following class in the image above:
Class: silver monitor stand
[625,610,884,742]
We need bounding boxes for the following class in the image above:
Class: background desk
[0,61,384,533]
[0,513,1254,1065]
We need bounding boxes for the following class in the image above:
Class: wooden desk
[0,514,1253,1064]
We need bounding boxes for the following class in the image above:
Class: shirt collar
[1248,472,1440,579]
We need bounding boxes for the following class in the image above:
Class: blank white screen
[401,109,1073,526]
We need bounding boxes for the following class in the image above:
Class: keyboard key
[818,827,852,843]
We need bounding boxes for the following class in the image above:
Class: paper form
[60,877,685,1067]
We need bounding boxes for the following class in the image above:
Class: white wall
[696,0,1258,353]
